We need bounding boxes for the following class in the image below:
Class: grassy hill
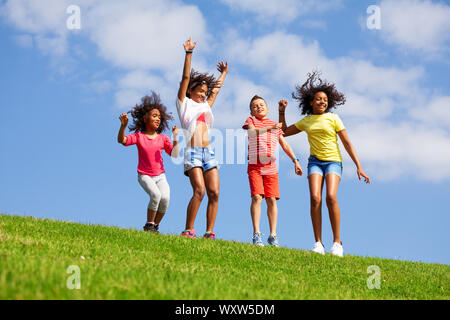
[0,214,448,300]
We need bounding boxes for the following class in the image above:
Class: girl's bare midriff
[188,122,210,147]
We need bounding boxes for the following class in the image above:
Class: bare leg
[251,194,263,234]
[185,168,205,230]
[147,209,157,223]
[325,173,341,244]
[266,197,278,236]
[308,174,324,243]
[203,168,220,233]
[154,211,165,225]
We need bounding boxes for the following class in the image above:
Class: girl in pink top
[118,92,180,233]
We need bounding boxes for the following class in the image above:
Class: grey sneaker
[143,222,159,233]
[252,232,264,246]
[267,235,280,247]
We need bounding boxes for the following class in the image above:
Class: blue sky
[1,0,449,265]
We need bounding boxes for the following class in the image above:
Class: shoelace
[252,232,264,239]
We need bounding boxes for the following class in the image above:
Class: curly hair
[127,91,173,134]
[292,70,346,115]
[186,69,218,98]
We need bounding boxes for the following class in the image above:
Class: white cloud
[212,73,274,128]
[0,0,211,108]
[0,0,67,34]
[1,0,69,55]
[225,31,325,85]
[115,70,177,110]
[84,1,209,71]
[224,30,424,104]
[340,93,395,120]
[379,0,450,56]
[410,96,450,128]
[0,0,210,70]
[345,122,450,181]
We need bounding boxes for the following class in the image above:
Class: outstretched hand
[357,168,371,184]
[279,99,288,113]
[119,113,128,127]
[183,37,197,52]
[217,61,228,74]
[294,161,303,176]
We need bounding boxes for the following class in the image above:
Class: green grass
[0,214,448,300]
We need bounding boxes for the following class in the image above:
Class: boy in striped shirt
[242,95,303,247]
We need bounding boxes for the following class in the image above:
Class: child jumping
[279,71,370,257]
[243,95,303,247]
[117,92,180,233]
[176,37,228,240]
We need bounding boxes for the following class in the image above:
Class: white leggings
[138,173,170,213]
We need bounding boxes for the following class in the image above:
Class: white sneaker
[312,241,325,255]
[331,242,344,257]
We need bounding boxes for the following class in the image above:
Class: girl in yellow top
[279,71,370,257]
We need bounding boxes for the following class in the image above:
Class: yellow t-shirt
[295,113,345,162]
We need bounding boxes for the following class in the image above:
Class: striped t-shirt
[242,116,283,175]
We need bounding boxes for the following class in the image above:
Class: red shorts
[247,165,280,200]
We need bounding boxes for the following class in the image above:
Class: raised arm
[117,113,128,145]
[337,129,371,184]
[178,37,197,102]
[206,61,228,107]
[278,99,301,137]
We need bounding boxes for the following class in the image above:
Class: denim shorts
[184,146,219,176]
[307,155,342,178]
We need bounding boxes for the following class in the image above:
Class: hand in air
[278,99,288,113]
[217,61,228,74]
[119,113,128,126]
[183,37,197,52]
